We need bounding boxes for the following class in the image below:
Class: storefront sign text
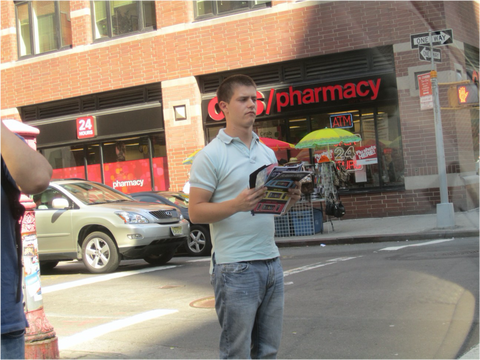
[76,116,96,139]
[206,78,383,121]
[271,79,381,113]
[355,145,378,165]
[112,179,144,189]
[330,113,353,128]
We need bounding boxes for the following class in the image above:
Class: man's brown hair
[216,74,257,104]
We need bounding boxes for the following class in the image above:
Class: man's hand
[235,186,267,212]
[189,185,266,224]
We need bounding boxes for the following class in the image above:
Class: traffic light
[456,84,478,105]
[448,84,479,107]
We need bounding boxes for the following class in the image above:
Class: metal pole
[429,30,455,228]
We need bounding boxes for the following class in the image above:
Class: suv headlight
[115,211,149,224]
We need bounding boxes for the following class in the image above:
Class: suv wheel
[144,247,176,266]
[82,231,119,273]
[186,225,211,256]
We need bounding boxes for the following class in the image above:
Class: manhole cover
[190,296,215,308]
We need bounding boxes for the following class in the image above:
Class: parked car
[33,179,189,273]
[130,191,212,257]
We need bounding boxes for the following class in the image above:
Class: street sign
[417,73,433,110]
[410,29,453,49]
[418,45,441,63]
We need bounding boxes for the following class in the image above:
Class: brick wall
[1,1,16,63]
[340,181,478,220]
[162,77,204,191]
[71,1,92,47]
[4,1,455,108]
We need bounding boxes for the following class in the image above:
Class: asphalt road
[38,236,479,359]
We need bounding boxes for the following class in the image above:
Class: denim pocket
[2,329,25,339]
[220,262,249,274]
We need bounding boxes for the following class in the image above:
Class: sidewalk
[275,208,479,247]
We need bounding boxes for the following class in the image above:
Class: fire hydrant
[3,120,59,359]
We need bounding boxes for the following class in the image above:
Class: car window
[136,195,162,204]
[167,195,189,208]
[33,187,69,210]
[59,182,131,205]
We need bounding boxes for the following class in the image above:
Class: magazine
[249,163,311,215]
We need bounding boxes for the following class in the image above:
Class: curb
[275,230,479,247]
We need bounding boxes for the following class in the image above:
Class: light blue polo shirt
[189,129,279,270]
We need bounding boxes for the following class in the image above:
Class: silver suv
[33,179,189,273]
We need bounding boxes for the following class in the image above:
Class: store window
[41,134,169,193]
[246,105,404,191]
[15,1,72,58]
[305,106,404,190]
[194,0,271,19]
[92,0,156,40]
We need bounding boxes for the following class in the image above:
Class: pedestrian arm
[189,186,267,224]
[1,122,53,194]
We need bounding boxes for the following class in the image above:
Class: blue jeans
[211,257,284,359]
[1,329,25,359]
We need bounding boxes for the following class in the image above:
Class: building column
[1,1,17,63]
[162,76,205,191]
[70,0,92,47]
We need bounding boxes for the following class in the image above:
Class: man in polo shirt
[189,74,301,359]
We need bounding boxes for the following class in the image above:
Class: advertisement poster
[355,145,378,165]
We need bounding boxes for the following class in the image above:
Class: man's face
[220,85,257,129]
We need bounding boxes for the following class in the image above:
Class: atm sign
[76,116,96,139]
[330,113,353,129]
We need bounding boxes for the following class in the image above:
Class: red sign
[417,73,432,97]
[51,157,170,193]
[207,78,382,121]
[272,79,381,113]
[76,116,96,139]
[355,145,378,165]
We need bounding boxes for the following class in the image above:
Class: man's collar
[217,129,259,144]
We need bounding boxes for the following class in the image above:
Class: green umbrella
[295,128,362,149]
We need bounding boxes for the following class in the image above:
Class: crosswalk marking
[59,309,178,350]
[42,265,178,294]
[379,238,454,251]
[283,256,359,277]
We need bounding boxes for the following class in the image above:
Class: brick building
[1,1,478,219]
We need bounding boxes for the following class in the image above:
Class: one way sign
[410,29,453,49]
[419,45,441,63]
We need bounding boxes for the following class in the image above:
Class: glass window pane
[217,1,249,13]
[254,119,294,163]
[287,118,309,162]
[32,1,57,54]
[17,3,31,56]
[142,1,156,28]
[93,1,108,39]
[151,134,169,191]
[43,145,86,180]
[196,1,214,16]
[111,1,138,36]
[152,134,166,157]
[59,1,72,47]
